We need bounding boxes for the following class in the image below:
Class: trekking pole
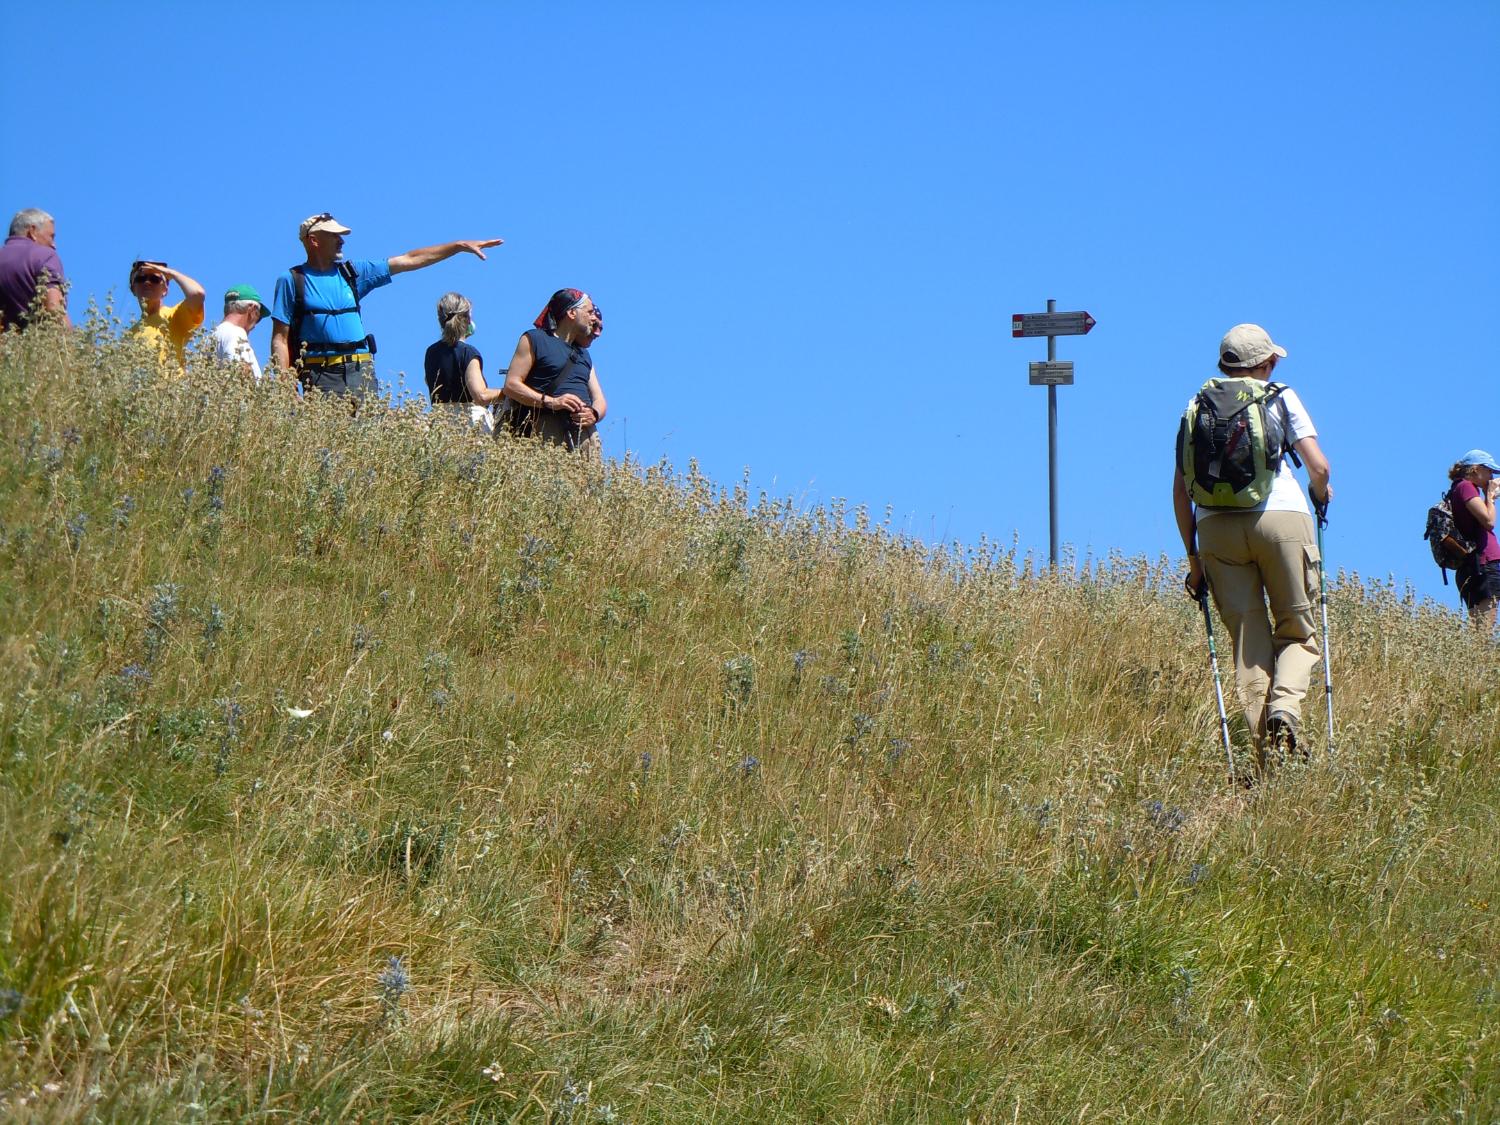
[1311,491,1335,757]
[1196,582,1236,786]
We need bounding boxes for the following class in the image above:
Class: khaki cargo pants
[1197,509,1321,741]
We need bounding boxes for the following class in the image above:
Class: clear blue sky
[7,1,1496,605]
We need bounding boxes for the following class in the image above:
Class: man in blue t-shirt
[270,212,502,399]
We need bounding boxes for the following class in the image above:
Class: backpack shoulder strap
[1263,381,1302,468]
[289,265,307,362]
[338,261,361,315]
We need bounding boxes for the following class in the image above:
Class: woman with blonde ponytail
[424,292,505,432]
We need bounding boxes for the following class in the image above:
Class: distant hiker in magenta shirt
[0,208,68,330]
[269,212,502,401]
[125,259,206,372]
[1447,449,1500,635]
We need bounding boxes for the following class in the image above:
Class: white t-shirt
[212,321,262,381]
[1192,382,1317,519]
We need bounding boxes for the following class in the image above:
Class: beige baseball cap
[1219,323,1288,368]
[299,212,352,243]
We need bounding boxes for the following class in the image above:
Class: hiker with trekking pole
[1172,324,1333,784]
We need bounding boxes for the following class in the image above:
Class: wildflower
[147,583,182,630]
[381,729,394,742]
[112,495,136,528]
[1185,862,1209,887]
[1144,800,1186,834]
[118,663,152,689]
[377,955,410,1019]
[0,989,24,1019]
[791,649,812,678]
[886,737,910,765]
[481,1061,505,1082]
[722,655,754,704]
[65,512,87,549]
[457,450,486,484]
[430,688,451,712]
[61,427,82,446]
[840,630,862,663]
[42,445,64,473]
[201,603,225,646]
[739,755,760,777]
[215,698,243,777]
[552,1076,589,1122]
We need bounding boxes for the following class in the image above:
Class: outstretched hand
[458,239,504,260]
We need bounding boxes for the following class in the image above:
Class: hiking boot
[1266,711,1305,765]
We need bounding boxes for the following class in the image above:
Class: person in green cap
[213,283,272,380]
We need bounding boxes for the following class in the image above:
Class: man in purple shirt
[0,208,68,330]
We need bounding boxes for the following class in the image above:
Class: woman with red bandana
[501,288,607,454]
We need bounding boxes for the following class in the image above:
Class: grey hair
[9,208,53,237]
[224,298,262,317]
[436,292,472,344]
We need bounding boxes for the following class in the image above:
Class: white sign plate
[1028,361,1075,386]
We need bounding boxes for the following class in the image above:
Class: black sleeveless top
[424,340,482,404]
[522,327,593,404]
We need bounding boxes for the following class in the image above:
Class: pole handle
[1309,485,1329,528]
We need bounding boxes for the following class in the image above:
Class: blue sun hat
[1457,449,1500,471]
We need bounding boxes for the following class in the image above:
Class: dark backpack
[287,261,375,365]
[1177,378,1300,509]
[1423,489,1474,585]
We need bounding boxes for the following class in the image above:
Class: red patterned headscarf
[533,288,589,334]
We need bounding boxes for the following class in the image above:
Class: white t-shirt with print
[212,321,262,381]
[1192,382,1317,519]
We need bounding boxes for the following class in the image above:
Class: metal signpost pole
[1046,298,1059,566]
[1014,303,1092,570]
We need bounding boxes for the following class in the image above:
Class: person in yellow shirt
[125,259,205,370]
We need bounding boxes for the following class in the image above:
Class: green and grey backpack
[1177,378,1299,509]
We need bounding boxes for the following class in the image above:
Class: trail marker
[1011,311,1096,338]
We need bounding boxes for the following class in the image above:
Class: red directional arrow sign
[1012,311,1096,338]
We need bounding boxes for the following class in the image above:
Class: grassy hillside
[1,319,1496,1123]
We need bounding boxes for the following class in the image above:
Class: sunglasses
[131,260,167,285]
